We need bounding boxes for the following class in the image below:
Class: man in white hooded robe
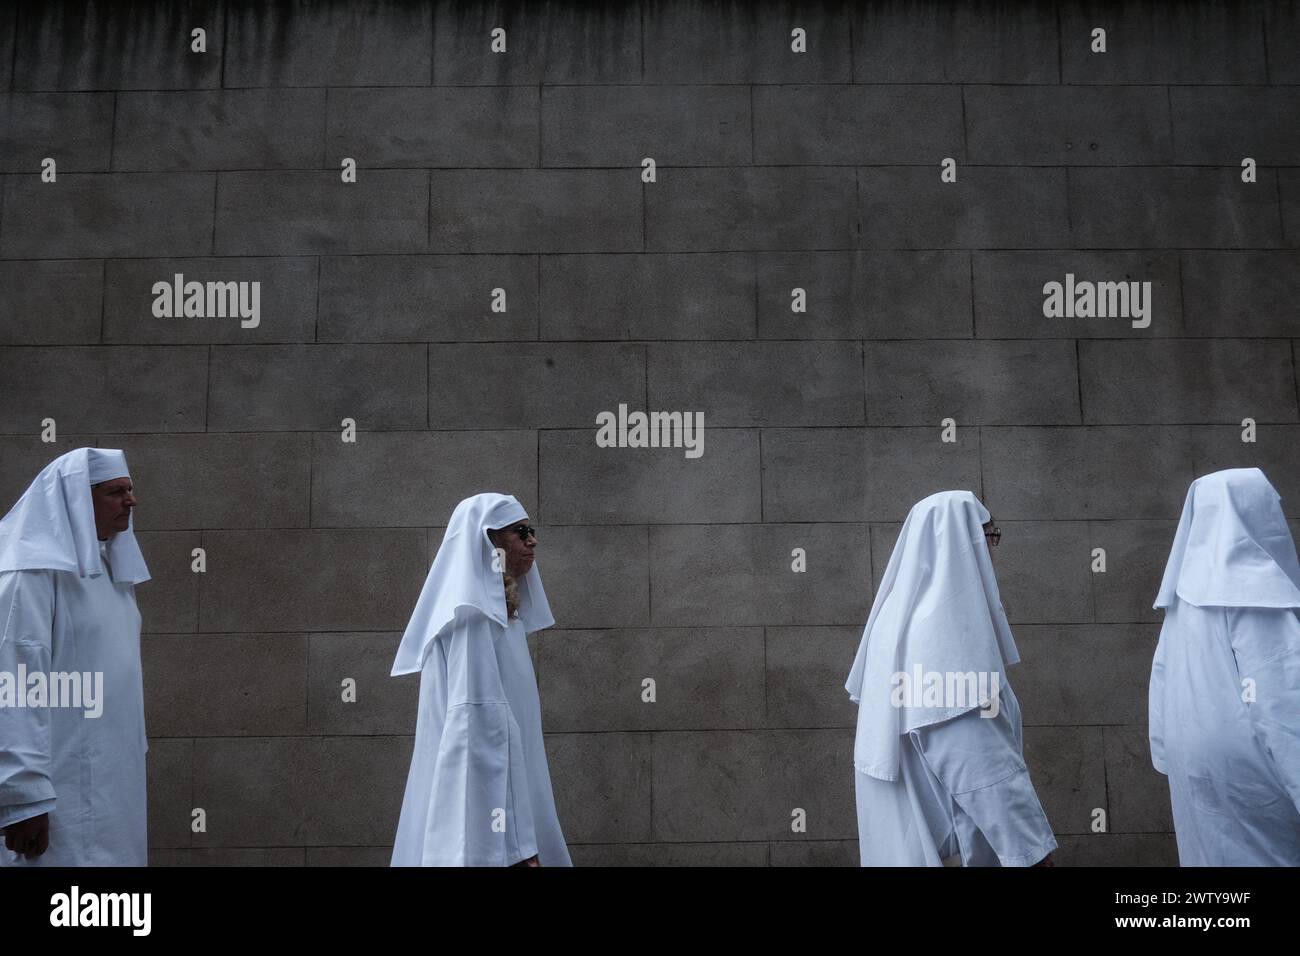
[1149,467,1300,866]
[391,492,571,866]
[0,447,150,866]
[846,491,1056,867]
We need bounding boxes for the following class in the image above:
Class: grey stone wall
[1,0,1297,866]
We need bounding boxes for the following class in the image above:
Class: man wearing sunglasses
[390,493,570,867]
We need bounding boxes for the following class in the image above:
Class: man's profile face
[489,520,537,578]
[982,518,1001,558]
[92,478,137,540]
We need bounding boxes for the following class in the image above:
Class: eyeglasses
[506,523,537,541]
[984,525,1001,547]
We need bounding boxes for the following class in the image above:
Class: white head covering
[1154,467,1300,610]
[0,447,150,585]
[845,490,1018,782]
[391,492,554,676]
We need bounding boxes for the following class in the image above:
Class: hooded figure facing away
[391,493,571,867]
[1150,468,1300,866]
[0,448,150,866]
[846,491,1056,867]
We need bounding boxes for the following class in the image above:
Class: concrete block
[757,251,973,340]
[1089,520,1179,623]
[103,256,317,345]
[97,432,312,530]
[311,431,537,528]
[433,1,640,85]
[319,254,537,343]
[305,846,392,866]
[1080,340,1297,424]
[429,169,641,253]
[1059,0,1267,83]
[987,520,1094,624]
[215,170,428,256]
[535,627,765,732]
[981,426,1197,520]
[543,253,754,340]
[1012,624,1159,725]
[0,346,208,434]
[328,87,537,168]
[13,0,222,90]
[1170,87,1300,165]
[974,250,1183,338]
[0,260,102,344]
[852,1,1058,83]
[761,426,982,522]
[545,85,750,167]
[114,89,324,171]
[650,523,871,626]
[859,168,1070,249]
[1181,252,1300,337]
[524,524,650,628]
[1189,423,1300,508]
[770,840,857,866]
[1054,832,1177,866]
[143,632,307,736]
[133,531,202,634]
[0,92,114,172]
[430,342,645,428]
[650,341,863,427]
[765,625,861,729]
[545,731,652,843]
[307,632,416,736]
[753,85,962,165]
[539,428,760,524]
[224,1,431,86]
[197,529,427,632]
[1104,724,1174,833]
[1023,725,1106,836]
[569,842,767,866]
[865,340,1080,425]
[646,168,857,252]
[1,173,214,258]
[145,737,192,850]
[1069,168,1283,248]
[966,85,1172,166]
[643,0,851,83]
[207,344,426,431]
[650,729,854,841]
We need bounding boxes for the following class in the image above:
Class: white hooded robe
[1149,467,1300,866]
[0,447,150,866]
[390,493,571,867]
[846,491,1056,867]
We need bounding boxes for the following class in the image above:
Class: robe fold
[848,490,1055,866]
[392,608,570,867]
[1150,467,1300,866]
[0,541,148,866]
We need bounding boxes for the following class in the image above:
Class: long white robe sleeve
[0,571,58,816]
[393,608,565,866]
[1149,600,1300,865]
[0,550,147,867]
[907,683,1057,867]
[1227,607,1300,813]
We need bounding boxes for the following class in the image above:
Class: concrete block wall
[1,0,1298,866]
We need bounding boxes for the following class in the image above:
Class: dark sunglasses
[505,523,537,541]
